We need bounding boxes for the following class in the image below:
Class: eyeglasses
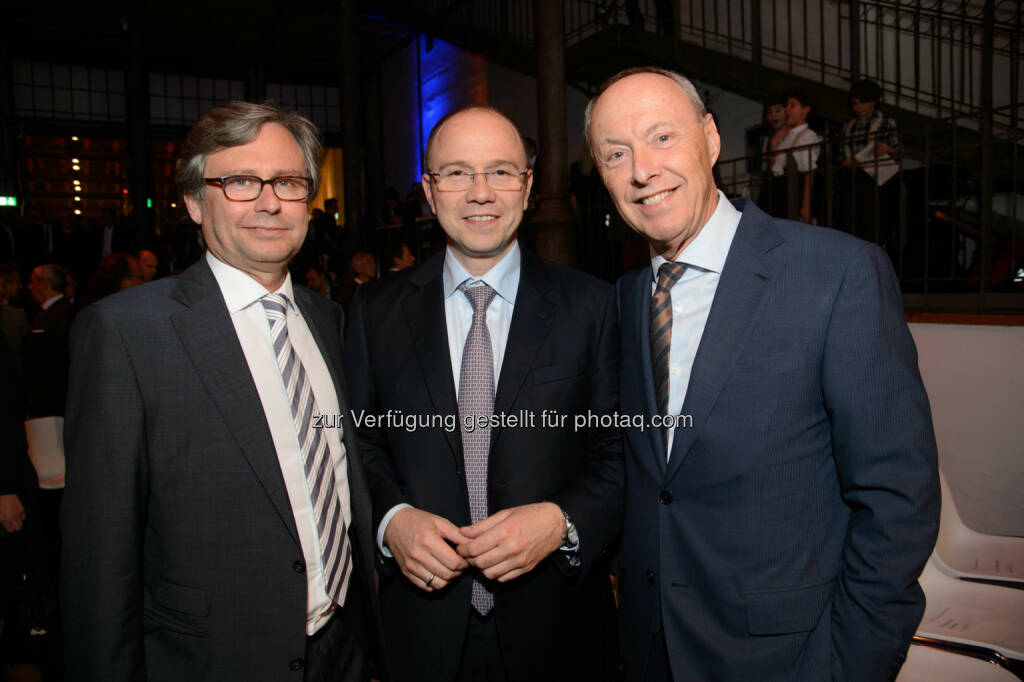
[203,175,312,202]
[427,167,529,192]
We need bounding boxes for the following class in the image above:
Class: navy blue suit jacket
[616,199,939,682]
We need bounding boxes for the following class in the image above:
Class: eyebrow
[599,120,687,146]
[434,159,522,170]
[210,168,306,177]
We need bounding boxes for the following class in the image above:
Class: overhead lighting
[72,164,80,171]
[74,196,81,202]
[170,202,177,208]
[71,135,79,141]
[71,158,79,164]
[74,186,82,192]
[74,209,82,215]
[73,179,80,186]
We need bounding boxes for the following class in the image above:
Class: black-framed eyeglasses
[426,167,529,192]
[203,175,312,202]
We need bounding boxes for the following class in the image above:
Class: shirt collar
[787,122,809,136]
[443,241,521,304]
[206,251,295,313]
[41,294,64,310]
[650,190,740,280]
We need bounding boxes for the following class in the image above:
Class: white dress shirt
[206,252,352,635]
[772,123,821,175]
[40,294,64,311]
[650,190,741,456]
[376,243,521,553]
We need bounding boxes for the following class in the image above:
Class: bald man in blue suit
[587,66,939,682]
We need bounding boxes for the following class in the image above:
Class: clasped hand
[384,502,565,592]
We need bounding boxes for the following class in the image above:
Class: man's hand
[457,502,565,582]
[0,494,25,534]
[384,507,469,592]
[876,141,896,157]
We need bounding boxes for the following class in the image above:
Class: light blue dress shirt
[650,191,741,456]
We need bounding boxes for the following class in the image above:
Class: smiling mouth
[465,215,499,222]
[637,189,675,206]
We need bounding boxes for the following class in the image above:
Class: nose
[464,172,496,203]
[631,146,658,186]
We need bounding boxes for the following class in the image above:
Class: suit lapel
[402,255,463,465]
[665,202,783,484]
[623,266,668,475]
[294,287,374,573]
[170,260,301,546]
[491,249,557,447]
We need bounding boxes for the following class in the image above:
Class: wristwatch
[560,506,579,547]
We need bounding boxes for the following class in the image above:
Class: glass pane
[12,61,31,84]
[166,75,181,97]
[71,67,89,88]
[90,67,107,90]
[91,92,108,117]
[150,96,166,121]
[53,65,71,88]
[13,85,33,114]
[53,89,72,114]
[33,86,53,113]
[33,62,52,86]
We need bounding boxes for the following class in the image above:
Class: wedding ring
[425,573,436,587]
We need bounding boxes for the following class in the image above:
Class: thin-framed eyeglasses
[426,167,529,192]
[203,175,312,202]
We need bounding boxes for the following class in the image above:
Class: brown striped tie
[651,262,686,419]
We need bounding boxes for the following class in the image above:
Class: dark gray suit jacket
[616,199,939,682]
[61,258,385,681]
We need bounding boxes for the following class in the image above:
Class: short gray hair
[584,66,707,158]
[176,100,323,201]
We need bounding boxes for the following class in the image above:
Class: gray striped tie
[458,281,497,615]
[262,293,351,605]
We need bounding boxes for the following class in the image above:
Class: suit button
[659,490,673,505]
[292,560,306,574]
[646,569,656,584]
[289,657,304,671]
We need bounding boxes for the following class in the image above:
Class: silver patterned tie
[458,281,497,615]
[261,293,352,605]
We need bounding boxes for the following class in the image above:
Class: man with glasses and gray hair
[61,101,386,682]
[345,105,622,682]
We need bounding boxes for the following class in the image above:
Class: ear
[421,174,437,215]
[522,170,535,211]
[183,193,204,225]
[703,113,721,167]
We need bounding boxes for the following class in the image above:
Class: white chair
[917,557,1024,662]
[896,642,1019,682]
[933,469,1024,585]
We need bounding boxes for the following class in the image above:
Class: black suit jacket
[61,258,385,682]
[345,248,622,682]
[22,297,76,417]
[616,199,938,682]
